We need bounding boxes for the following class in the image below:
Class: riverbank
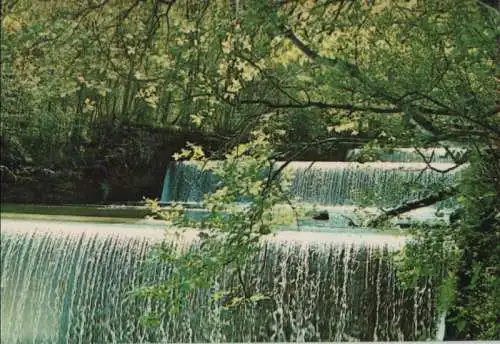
[0,203,152,219]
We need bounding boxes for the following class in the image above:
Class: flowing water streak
[334,247,351,341]
[373,252,383,341]
[436,312,447,340]
[1,218,439,342]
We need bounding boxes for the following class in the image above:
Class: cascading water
[160,161,219,204]
[2,148,457,342]
[1,219,438,343]
[161,161,458,207]
[285,161,456,206]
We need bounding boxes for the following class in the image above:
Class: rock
[340,214,358,227]
[41,168,56,177]
[312,210,329,221]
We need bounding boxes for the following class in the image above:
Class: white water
[162,161,459,206]
[1,217,437,343]
[1,218,406,247]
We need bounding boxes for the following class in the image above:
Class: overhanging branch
[280,26,497,135]
[368,186,459,227]
[239,99,400,113]
[414,147,468,173]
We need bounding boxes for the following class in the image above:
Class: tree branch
[414,147,468,173]
[282,27,321,60]
[239,99,401,113]
[367,186,458,227]
[280,26,498,136]
[72,0,110,20]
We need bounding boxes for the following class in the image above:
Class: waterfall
[1,219,438,343]
[285,162,456,206]
[161,161,218,204]
[161,161,458,207]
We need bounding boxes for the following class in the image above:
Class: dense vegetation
[1,0,498,339]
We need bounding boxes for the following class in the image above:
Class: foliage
[138,129,296,317]
[445,153,500,339]
[4,0,497,166]
[394,152,500,339]
[393,223,460,312]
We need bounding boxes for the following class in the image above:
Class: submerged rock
[312,210,329,221]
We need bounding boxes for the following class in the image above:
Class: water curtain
[161,161,457,206]
[1,223,437,342]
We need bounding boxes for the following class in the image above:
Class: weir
[1,219,436,343]
[161,161,458,206]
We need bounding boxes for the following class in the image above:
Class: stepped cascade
[1,219,436,343]
[1,148,459,342]
[161,161,458,206]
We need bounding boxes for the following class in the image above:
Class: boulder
[312,210,329,221]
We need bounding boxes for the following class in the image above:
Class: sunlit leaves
[2,14,24,32]
[136,85,159,109]
[82,97,96,114]
[155,130,295,311]
[187,115,202,129]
